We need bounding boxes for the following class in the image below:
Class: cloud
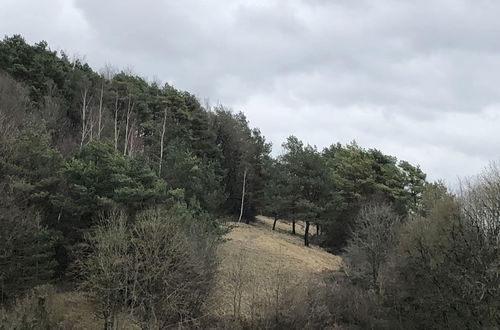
[1,0,500,183]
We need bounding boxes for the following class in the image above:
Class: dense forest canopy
[0,34,426,249]
[0,35,498,329]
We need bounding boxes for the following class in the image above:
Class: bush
[79,205,220,329]
[0,285,58,330]
[344,203,401,293]
[329,168,500,329]
[385,165,500,329]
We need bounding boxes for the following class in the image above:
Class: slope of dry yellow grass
[223,216,341,273]
[210,216,342,320]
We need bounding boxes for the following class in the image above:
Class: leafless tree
[459,162,500,245]
[96,64,116,139]
[113,92,120,150]
[80,207,218,329]
[79,84,94,148]
[123,94,135,156]
[158,107,168,176]
[238,168,247,223]
[345,203,401,294]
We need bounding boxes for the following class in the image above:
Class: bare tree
[123,95,135,156]
[79,86,93,147]
[227,248,248,320]
[127,120,136,156]
[459,162,500,243]
[97,80,104,139]
[238,168,247,222]
[78,210,130,329]
[99,64,117,140]
[158,107,168,176]
[113,92,120,150]
[80,208,218,329]
[345,203,400,294]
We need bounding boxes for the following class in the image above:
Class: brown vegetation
[210,215,341,327]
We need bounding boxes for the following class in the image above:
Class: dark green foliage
[0,35,70,106]
[419,180,449,216]
[160,144,226,213]
[259,137,425,249]
[0,35,272,224]
[261,158,291,223]
[320,142,425,250]
[279,136,333,244]
[0,199,59,302]
[1,129,63,211]
[399,160,427,214]
[0,36,275,294]
[213,107,271,221]
[56,140,165,223]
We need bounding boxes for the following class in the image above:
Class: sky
[1,0,500,184]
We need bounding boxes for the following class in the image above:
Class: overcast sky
[2,0,500,184]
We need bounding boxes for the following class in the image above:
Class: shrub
[0,285,60,330]
[79,205,219,329]
[386,165,500,329]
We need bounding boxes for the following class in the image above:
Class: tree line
[261,137,426,250]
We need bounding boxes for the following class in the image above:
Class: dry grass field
[223,216,340,273]
[210,216,342,321]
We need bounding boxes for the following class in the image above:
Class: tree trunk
[316,223,320,235]
[272,215,278,230]
[89,108,94,140]
[127,121,135,156]
[292,220,296,235]
[104,316,113,330]
[158,107,167,176]
[304,221,310,246]
[80,88,88,147]
[114,94,119,150]
[238,168,247,222]
[98,81,104,138]
[123,95,131,155]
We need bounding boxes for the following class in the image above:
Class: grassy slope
[211,216,342,319]
[223,216,341,273]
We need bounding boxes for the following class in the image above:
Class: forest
[0,35,498,329]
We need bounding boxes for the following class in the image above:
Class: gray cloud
[2,0,500,183]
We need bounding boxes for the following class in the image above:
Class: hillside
[1,216,341,329]
[221,216,341,273]
[210,216,342,321]
[2,35,497,329]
